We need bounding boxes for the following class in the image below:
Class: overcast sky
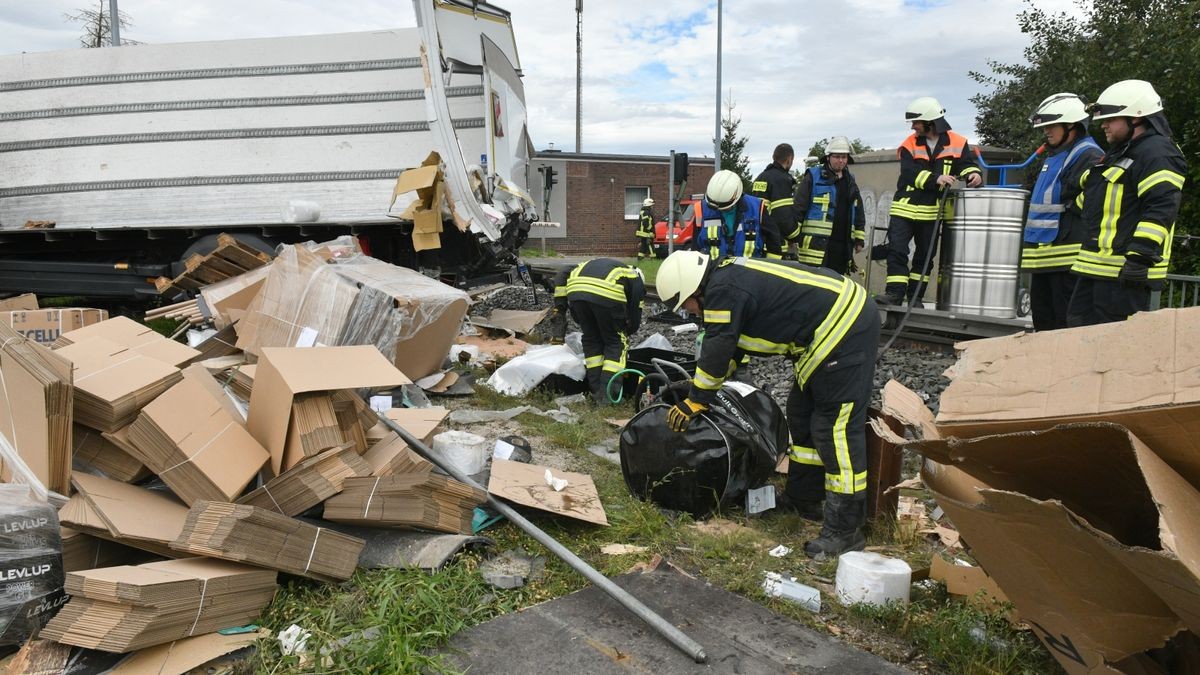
[2,0,1084,168]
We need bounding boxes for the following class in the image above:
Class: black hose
[876,188,950,361]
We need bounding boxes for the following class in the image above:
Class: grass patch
[521,246,562,258]
[626,257,662,285]
[143,316,184,337]
[847,586,1060,674]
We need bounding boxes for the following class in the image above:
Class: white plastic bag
[486,345,584,396]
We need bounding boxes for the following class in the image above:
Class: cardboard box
[235,244,470,380]
[0,293,37,311]
[247,346,410,475]
[61,471,189,557]
[880,377,1200,674]
[0,324,73,495]
[937,307,1200,487]
[56,336,182,432]
[0,308,107,344]
[199,265,270,329]
[390,152,446,252]
[57,315,200,368]
[127,376,270,505]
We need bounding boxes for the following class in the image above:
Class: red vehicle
[651,198,702,258]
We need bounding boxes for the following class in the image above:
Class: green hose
[607,368,647,403]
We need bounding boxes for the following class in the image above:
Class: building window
[624,186,650,220]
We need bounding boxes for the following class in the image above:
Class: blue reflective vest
[1025,136,1103,244]
[802,166,857,237]
[695,195,767,259]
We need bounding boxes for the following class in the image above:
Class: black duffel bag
[618,382,788,518]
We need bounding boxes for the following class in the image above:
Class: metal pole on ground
[369,407,709,664]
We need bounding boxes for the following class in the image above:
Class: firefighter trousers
[1030,271,1077,331]
[1066,276,1150,327]
[785,306,880,503]
[884,215,939,301]
[568,299,629,403]
[637,237,653,259]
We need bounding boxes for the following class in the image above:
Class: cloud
[1,0,1083,168]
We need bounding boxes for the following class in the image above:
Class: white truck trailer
[0,0,539,300]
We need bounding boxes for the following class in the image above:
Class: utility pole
[713,0,721,171]
[109,0,120,46]
[575,0,583,153]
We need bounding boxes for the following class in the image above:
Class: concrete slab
[442,566,912,674]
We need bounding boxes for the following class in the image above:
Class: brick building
[528,151,716,257]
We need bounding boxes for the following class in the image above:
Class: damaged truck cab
[0,0,539,299]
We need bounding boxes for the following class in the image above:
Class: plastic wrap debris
[431,430,489,475]
[670,323,699,335]
[448,405,578,425]
[185,328,217,347]
[564,332,583,355]
[544,470,568,492]
[450,344,482,365]
[277,624,311,656]
[762,572,821,612]
[633,333,673,351]
[768,544,791,558]
[0,485,65,646]
[283,200,321,223]
[486,345,584,396]
[236,243,469,380]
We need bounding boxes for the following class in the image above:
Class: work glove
[666,398,708,433]
[1119,258,1150,288]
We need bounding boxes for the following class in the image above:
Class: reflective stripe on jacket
[687,258,867,405]
[1070,128,1187,285]
[1021,136,1103,272]
[695,195,767,259]
[889,130,981,221]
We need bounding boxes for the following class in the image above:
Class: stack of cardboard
[60,527,153,573]
[60,471,189,557]
[71,425,149,483]
[0,324,73,495]
[237,445,370,516]
[361,408,446,476]
[56,337,181,432]
[332,390,376,453]
[41,557,277,652]
[125,376,268,505]
[324,470,486,534]
[153,233,273,297]
[55,316,199,368]
[171,501,364,582]
[236,244,470,379]
[290,393,343,457]
[246,346,409,475]
[880,307,1200,674]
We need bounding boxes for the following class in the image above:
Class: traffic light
[543,166,558,192]
[672,152,688,184]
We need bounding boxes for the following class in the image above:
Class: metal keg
[936,187,1028,318]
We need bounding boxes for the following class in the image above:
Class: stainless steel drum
[937,187,1029,318]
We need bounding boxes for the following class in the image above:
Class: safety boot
[803,492,866,559]
[874,292,904,307]
[773,494,823,522]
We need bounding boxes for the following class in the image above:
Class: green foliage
[720,97,753,193]
[970,0,1200,274]
[806,137,874,161]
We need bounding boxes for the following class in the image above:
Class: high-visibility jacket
[552,258,646,332]
[695,195,767,259]
[889,131,982,221]
[1021,136,1103,273]
[687,257,868,406]
[794,166,866,266]
[636,206,655,239]
[752,162,798,251]
[1071,128,1187,286]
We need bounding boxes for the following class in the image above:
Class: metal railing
[1157,273,1200,309]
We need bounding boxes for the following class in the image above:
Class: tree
[719,96,753,193]
[64,0,138,48]
[806,137,874,161]
[969,0,1200,273]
